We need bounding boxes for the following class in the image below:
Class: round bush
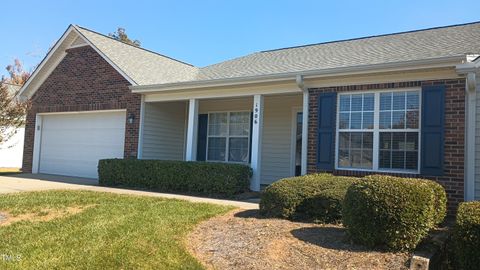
[364,175,447,225]
[259,173,357,223]
[422,180,447,225]
[343,175,437,251]
[454,201,480,270]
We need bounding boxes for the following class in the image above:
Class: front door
[294,111,303,176]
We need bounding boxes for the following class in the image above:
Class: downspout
[296,75,309,175]
[464,71,477,201]
[137,95,146,159]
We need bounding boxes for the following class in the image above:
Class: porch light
[128,113,135,124]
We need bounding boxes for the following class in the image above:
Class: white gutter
[131,55,464,93]
[457,59,479,201]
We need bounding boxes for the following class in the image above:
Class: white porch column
[301,89,309,175]
[185,98,199,161]
[251,94,264,191]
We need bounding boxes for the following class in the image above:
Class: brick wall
[22,46,141,172]
[307,79,466,213]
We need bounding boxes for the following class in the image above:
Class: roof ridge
[74,25,196,67]
[261,20,480,53]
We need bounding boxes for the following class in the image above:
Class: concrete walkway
[0,173,259,210]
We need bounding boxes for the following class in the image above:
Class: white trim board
[36,109,126,116]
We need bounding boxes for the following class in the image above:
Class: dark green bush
[422,179,447,225]
[454,201,480,270]
[259,173,357,223]
[363,175,447,225]
[343,175,437,251]
[98,159,252,197]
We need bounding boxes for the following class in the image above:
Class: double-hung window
[337,90,420,173]
[207,112,250,163]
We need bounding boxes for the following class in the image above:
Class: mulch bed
[187,209,410,270]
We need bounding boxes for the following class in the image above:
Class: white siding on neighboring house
[476,80,480,200]
[261,95,302,185]
[141,101,187,160]
[0,127,25,168]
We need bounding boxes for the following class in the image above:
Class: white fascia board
[456,61,480,74]
[131,55,465,94]
[133,75,294,93]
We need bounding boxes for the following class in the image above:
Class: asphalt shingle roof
[197,22,480,80]
[75,26,199,85]
[76,22,480,85]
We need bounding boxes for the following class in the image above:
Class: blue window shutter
[196,114,208,161]
[317,92,337,170]
[421,85,445,176]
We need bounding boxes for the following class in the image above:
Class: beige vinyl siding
[70,36,87,47]
[261,95,302,185]
[199,95,302,185]
[476,82,480,200]
[142,101,186,160]
[199,98,252,114]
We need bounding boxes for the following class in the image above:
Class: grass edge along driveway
[0,190,232,269]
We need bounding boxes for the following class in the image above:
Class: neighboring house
[0,127,25,168]
[0,83,24,168]
[17,22,480,211]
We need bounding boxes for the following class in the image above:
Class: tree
[108,27,141,47]
[0,59,31,145]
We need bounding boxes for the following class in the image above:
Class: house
[18,22,480,211]
[0,83,24,169]
[0,127,24,168]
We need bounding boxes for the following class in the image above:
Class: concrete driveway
[0,173,258,209]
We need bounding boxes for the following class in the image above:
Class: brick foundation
[307,79,466,213]
[22,46,141,172]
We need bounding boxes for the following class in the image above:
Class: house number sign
[254,102,260,124]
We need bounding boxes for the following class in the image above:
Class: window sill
[206,160,250,165]
[335,167,420,175]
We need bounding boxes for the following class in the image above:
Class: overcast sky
[1,0,479,77]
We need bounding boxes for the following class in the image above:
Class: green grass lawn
[0,190,232,269]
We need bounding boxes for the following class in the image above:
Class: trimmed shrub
[343,175,437,251]
[364,175,447,225]
[454,201,480,270]
[259,173,357,223]
[423,180,447,225]
[98,159,252,197]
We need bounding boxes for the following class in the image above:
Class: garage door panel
[41,129,125,146]
[39,111,126,178]
[41,144,124,160]
[39,158,99,178]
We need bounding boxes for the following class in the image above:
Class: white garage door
[38,111,126,178]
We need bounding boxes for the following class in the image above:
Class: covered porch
[137,91,308,191]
